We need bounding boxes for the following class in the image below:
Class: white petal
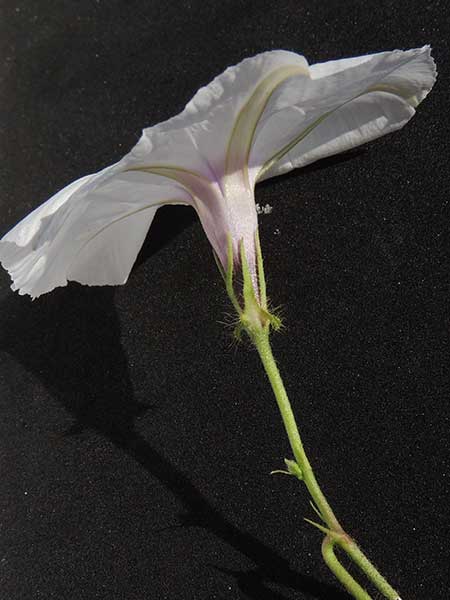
[308,53,376,79]
[251,46,436,182]
[0,47,436,300]
[132,50,309,178]
[147,50,308,134]
[0,170,190,298]
[128,50,311,287]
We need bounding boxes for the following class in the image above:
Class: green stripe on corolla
[258,110,332,180]
[258,80,413,181]
[225,65,308,191]
[126,164,211,192]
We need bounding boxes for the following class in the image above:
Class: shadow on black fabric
[0,206,351,600]
[258,148,367,189]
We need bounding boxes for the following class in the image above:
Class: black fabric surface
[0,2,449,599]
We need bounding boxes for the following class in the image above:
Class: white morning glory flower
[0,46,436,300]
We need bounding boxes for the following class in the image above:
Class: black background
[0,2,449,599]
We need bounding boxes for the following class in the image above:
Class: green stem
[340,539,401,600]
[322,536,372,600]
[252,329,341,532]
[251,329,401,600]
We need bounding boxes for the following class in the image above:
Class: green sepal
[239,239,258,309]
[255,229,267,310]
[239,238,282,337]
[217,233,282,340]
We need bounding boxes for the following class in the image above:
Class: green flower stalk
[224,231,401,599]
[0,47,436,598]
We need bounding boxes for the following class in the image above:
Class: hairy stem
[322,536,372,600]
[251,328,400,600]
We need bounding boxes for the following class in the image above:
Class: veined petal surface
[0,168,190,298]
[0,46,436,298]
[252,46,436,181]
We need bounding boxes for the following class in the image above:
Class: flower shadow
[0,209,350,600]
[258,148,367,189]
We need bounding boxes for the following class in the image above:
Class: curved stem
[322,536,372,600]
[251,329,401,600]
